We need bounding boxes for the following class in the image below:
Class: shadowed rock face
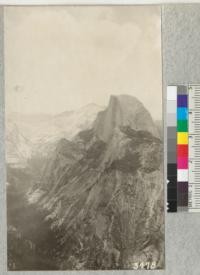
[94,95,159,143]
[8,95,164,270]
[26,95,164,270]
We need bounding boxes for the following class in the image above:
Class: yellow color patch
[177,132,188,144]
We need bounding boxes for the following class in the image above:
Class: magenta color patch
[177,157,188,169]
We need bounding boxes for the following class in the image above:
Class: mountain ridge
[6,103,104,164]
[94,94,159,142]
[26,95,164,269]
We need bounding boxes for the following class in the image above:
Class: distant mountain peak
[94,94,159,142]
[80,103,103,109]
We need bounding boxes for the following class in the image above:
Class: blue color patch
[177,107,188,120]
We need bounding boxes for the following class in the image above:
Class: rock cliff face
[27,95,164,270]
[94,95,159,142]
[6,120,32,166]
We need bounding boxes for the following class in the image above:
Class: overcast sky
[4,5,162,119]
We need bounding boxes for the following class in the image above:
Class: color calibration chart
[167,85,200,213]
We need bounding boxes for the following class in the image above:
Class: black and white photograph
[5,5,164,270]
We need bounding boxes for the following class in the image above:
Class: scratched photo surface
[5,6,164,270]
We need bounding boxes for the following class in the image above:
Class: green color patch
[177,120,188,132]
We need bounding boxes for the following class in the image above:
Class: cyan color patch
[177,107,188,120]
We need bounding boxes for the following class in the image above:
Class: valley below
[7,166,61,270]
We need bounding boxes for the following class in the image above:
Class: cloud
[5,6,162,119]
